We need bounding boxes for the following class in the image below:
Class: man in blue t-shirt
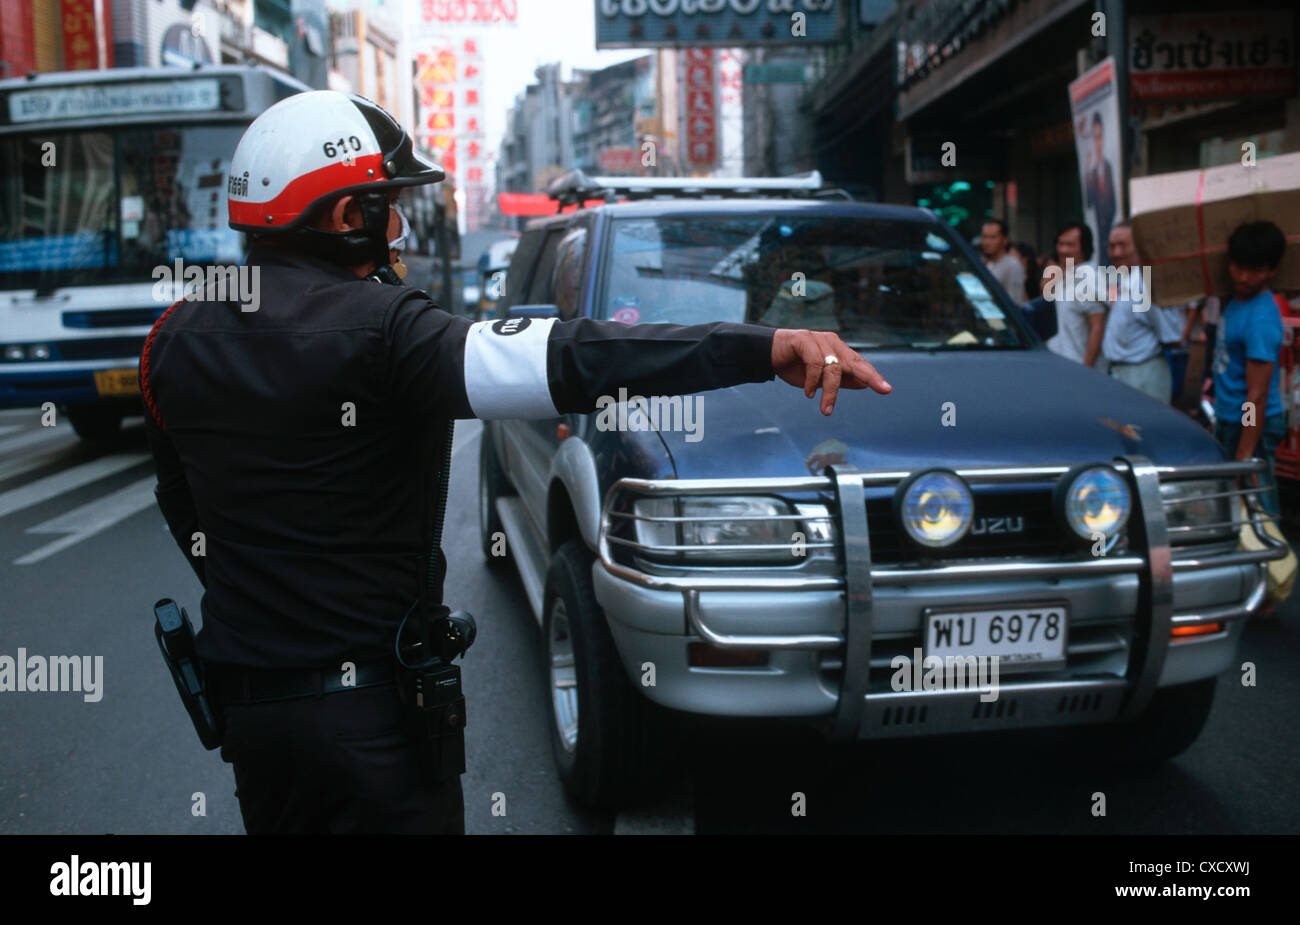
[1212,220,1288,516]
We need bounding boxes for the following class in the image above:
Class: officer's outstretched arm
[385,297,777,421]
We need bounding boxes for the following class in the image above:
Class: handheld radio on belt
[394,414,477,782]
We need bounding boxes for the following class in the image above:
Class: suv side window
[552,226,588,320]
[503,230,545,311]
[526,227,566,305]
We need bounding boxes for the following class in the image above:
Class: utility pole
[1104,0,1130,218]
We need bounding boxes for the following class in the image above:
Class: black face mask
[280,190,393,269]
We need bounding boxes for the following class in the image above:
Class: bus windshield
[0,125,246,291]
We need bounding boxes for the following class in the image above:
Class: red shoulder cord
[140,299,184,434]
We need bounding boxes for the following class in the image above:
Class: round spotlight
[894,469,973,548]
[1055,464,1131,542]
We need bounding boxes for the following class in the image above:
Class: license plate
[93,368,140,397]
[923,604,1067,671]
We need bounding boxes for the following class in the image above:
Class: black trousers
[217,681,465,834]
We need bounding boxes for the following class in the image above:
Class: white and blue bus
[0,65,307,440]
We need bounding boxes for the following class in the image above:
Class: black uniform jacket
[140,246,776,669]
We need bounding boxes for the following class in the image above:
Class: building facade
[810,0,1300,250]
[0,0,330,88]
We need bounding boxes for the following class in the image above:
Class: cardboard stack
[1129,151,1300,306]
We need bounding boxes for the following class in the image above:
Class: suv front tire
[543,539,667,809]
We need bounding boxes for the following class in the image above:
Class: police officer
[139,90,891,834]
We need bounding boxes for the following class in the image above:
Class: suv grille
[866,487,1067,564]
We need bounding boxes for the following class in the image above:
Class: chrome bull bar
[596,457,1290,736]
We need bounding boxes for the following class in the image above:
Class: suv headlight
[1055,464,1131,542]
[632,496,830,564]
[893,469,973,548]
[1161,479,1234,543]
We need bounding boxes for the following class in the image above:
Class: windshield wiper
[917,343,1022,350]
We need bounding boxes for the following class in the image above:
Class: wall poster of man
[1069,57,1123,261]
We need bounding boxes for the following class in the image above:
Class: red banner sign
[498,193,607,216]
[682,48,717,169]
[61,0,101,70]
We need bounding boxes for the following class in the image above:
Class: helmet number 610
[323,136,363,158]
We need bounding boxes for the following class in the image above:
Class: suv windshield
[598,214,1031,349]
[0,126,245,291]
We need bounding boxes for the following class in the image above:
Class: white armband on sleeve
[462,316,560,419]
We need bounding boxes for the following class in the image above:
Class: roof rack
[546,169,832,206]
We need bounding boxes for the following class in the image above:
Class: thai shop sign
[7,79,222,123]
[1129,11,1295,101]
[596,0,841,48]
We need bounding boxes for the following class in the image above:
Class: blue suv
[479,172,1286,809]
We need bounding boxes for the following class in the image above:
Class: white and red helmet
[227,91,442,264]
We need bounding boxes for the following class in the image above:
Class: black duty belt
[210,660,396,705]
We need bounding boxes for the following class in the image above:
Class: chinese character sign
[416,37,489,231]
[61,0,101,71]
[682,48,717,170]
[416,47,458,174]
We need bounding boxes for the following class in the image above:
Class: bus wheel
[66,406,123,443]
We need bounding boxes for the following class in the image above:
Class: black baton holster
[153,597,224,750]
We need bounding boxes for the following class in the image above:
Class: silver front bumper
[593,457,1288,740]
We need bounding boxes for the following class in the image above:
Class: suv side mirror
[506,304,560,320]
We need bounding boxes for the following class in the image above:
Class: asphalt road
[0,405,1296,834]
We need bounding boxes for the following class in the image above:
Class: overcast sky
[477,0,649,154]
[373,0,650,156]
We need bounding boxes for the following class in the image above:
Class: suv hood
[653,350,1224,479]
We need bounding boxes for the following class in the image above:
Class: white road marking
[1,420,480,564]
[14,476,157,565]
[0,443,75,483]
[0,425,21,436]
[0,453,149,520]
[0,425,71,458]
